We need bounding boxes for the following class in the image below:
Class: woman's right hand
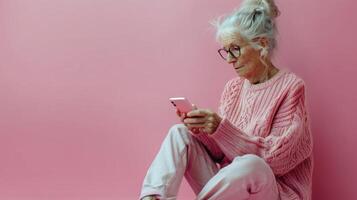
[176,104,200,134]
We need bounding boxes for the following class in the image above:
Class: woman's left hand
[183,109,222,135]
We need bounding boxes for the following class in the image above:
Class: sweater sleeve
[209,81,313,176]
[190,132,224,163]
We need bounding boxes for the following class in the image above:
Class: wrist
[207,113,222,135]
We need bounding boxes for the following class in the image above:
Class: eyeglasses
[217,45,241,61]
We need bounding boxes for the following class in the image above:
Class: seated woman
[140,0,313,199]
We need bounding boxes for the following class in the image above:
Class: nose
[226,54,237,64]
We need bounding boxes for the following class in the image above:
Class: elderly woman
[140,0,313,199]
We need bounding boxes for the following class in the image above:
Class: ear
[252,37,269,48]
[252,37,269,59]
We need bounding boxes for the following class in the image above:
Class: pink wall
[0,0,356,199]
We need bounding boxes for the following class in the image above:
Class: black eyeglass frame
[217,46,241,61]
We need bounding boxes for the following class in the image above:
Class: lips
[234,65,244,70]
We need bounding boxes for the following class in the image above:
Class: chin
[235,69,245,76]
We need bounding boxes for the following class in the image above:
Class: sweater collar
[243,68,288,91]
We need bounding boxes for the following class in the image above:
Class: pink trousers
[139,124,280,200]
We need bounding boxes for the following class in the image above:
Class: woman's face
[220,34,266,82]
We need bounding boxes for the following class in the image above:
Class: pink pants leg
[139,124,280,200]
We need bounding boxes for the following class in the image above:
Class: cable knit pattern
[191,69,314,200]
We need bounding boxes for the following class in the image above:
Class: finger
[206,122,214,128]
[183,117,206,124]
[200,127,207,133]
[186,123,206,128]
[190,128,200,134]
[190,126,201,131]
[207,116,215,122]
[205,127,214,135]
[185,122,205,130]
[206,115,219,127]
[187,109,207,117]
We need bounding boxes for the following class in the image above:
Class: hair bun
[261,0,280,18]
[241,0,280,18]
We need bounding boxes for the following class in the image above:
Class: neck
[250,60,279,85]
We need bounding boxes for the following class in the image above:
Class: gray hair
[211,0,280,58]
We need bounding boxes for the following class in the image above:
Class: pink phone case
[169,97,194,113]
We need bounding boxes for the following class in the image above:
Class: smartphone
[169,97,194,113]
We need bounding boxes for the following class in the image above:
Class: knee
[169,123,187,131]
[219,154,273,184]
[234,154,268,170]
[167,123,193,143]
[169,123,189,135]
[233,154,272,175]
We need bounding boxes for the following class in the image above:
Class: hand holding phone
[169,97,222,135]
[169,97,197,121]
[169,97,200,134]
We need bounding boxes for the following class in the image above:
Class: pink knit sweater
[192,69,314,200]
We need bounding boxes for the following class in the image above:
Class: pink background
[0,0,356,199]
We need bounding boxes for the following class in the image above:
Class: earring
[261,48,268,59]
